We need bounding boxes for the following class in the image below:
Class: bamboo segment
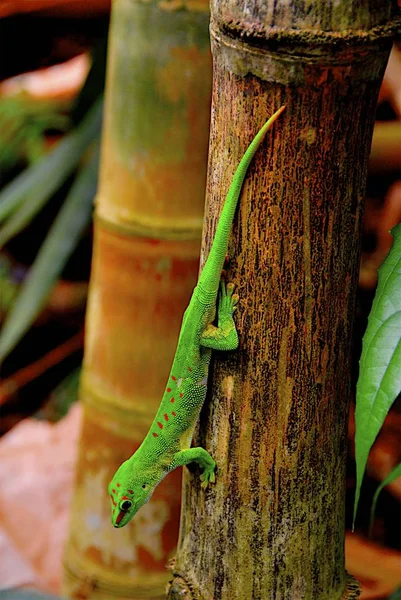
[63,0,211,597]
[97,0,212,238]
[168,1,399,599]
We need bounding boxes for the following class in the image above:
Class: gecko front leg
[170,447,216,488]
[200,281,239,351]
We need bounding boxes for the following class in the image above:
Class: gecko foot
[200,282,239,350]
[219,281,239,316]
[200,462,216,488]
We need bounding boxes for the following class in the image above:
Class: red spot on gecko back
[157,421,163,429]
[152,432,158,438]
[172,411,176,416]
[128,490,134,494]
[187,367,192,372]
[171,376,177,381]
[179,393,183,398]
[170,397,175,403]
[167,387,171,392]
[164,413,169,421]
[122,495,130,500]
[116,483,120,487]
[112,489,116,494]
[110,495,117,506]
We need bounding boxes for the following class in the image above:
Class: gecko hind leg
[200,281,239,351]
[171,447,216,488]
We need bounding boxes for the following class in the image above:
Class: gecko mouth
[115,510,127,527]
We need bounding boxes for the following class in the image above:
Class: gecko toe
[200,464,216,488]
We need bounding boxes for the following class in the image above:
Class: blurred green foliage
[0,39,107,362]
[35,367,81,421]
[0,255,19,314]
[390,586,401,600]
[0,94,70,172]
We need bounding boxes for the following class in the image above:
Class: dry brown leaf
[345,533,401,599]
[0,54,90,101]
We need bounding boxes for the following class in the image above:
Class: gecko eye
[142,484,147,489]
[119,500,132,511]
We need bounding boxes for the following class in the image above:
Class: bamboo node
[211,15,401,62]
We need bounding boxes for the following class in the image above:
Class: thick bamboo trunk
[168,2,399,600]
[63,0,211,598]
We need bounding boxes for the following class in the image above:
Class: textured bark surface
[167,1,399,599]
[63,0,211,598]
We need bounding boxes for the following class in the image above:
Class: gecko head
[108,459,161,528]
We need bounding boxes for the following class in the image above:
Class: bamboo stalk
[63,0,211,597]
[168,1,400,599]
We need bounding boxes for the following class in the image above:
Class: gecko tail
[198,105,285,298]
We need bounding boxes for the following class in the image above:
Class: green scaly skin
[109,107,285,527]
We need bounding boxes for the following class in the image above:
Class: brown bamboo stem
[168,1,400,599]
[63,0,211,597]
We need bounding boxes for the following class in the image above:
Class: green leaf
[389,586,401,600]
[369,462,401,537]
[0,98,71,168]
[0,143,100,361]
[353,223,401,527]
[71,37,107,125]
[0,255,19,313]
[0,97,102,231]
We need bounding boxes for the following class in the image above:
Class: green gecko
[108,106,285,528]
